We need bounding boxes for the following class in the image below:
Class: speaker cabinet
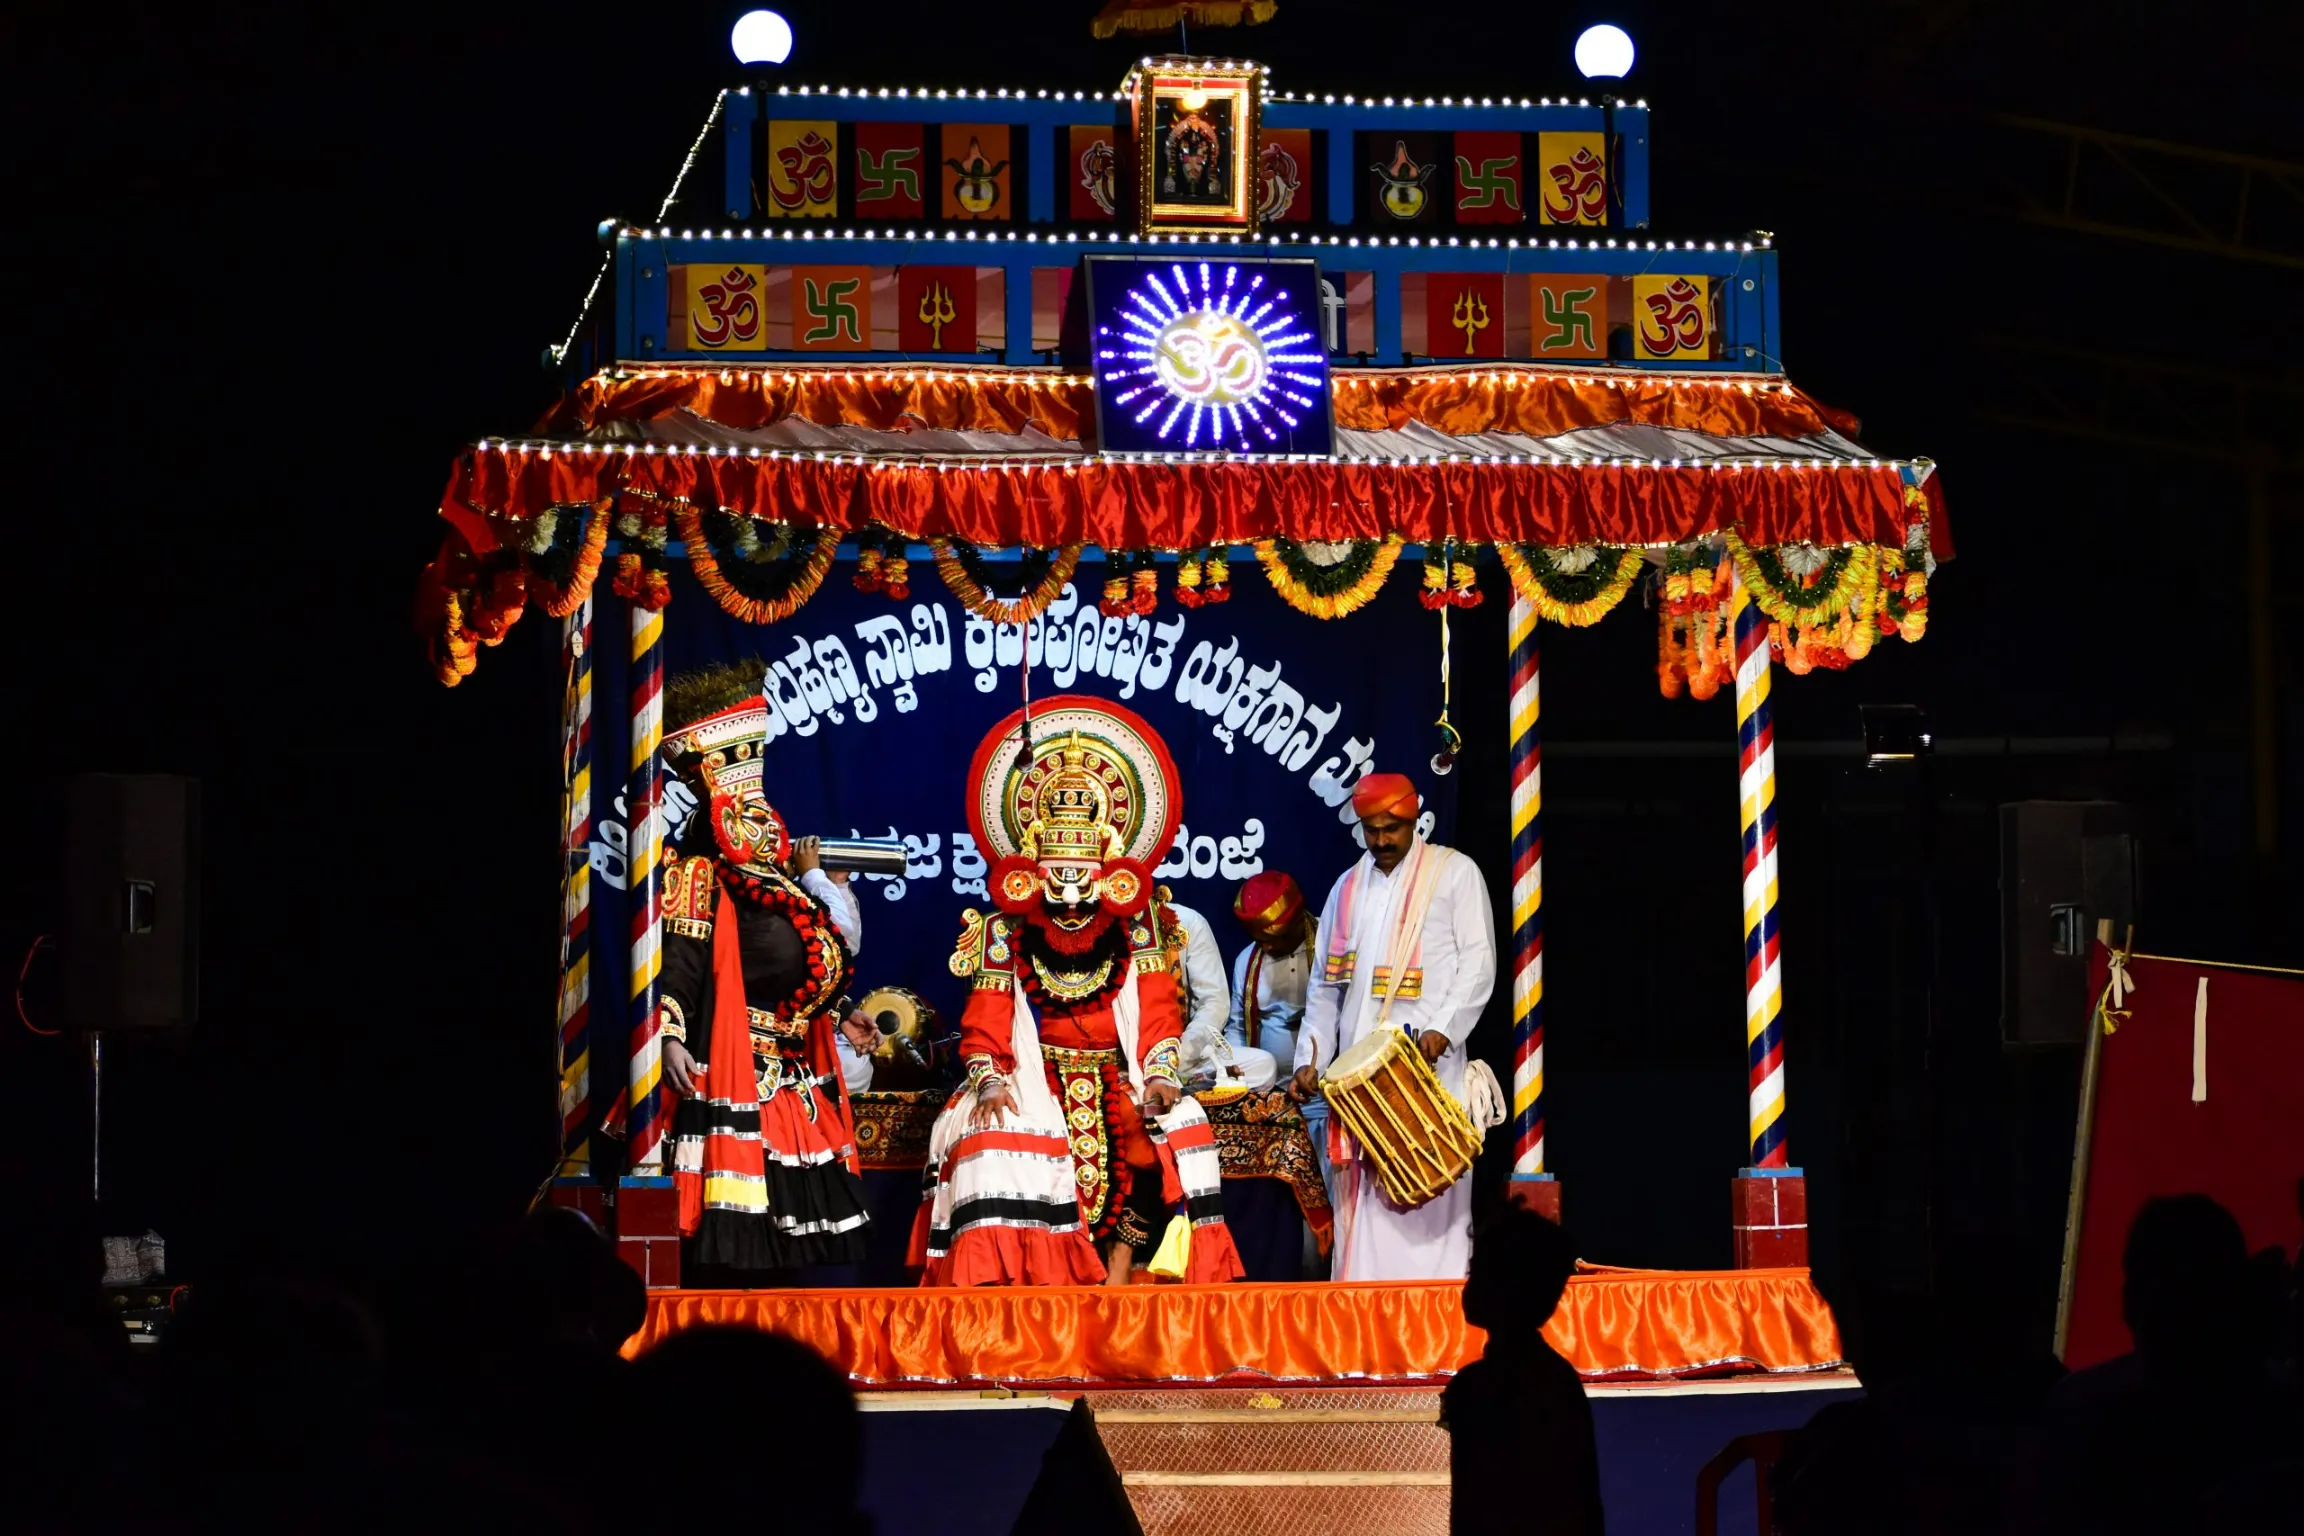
[63,775,201,1033]
[2000,801,2137,1046]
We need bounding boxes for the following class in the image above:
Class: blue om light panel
[1083,256,1335,457]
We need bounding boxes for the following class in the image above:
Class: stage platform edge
[622,1269,1845,1387]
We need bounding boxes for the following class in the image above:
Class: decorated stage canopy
[420,57,1946,695]
[423,56,1950,1205]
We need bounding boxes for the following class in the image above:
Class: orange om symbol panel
[692,267,762,347]
[773,130,836,212]
[1543,146,1609,224]
[1638,277,1710,358]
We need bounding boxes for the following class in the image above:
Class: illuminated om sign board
[1083,256,1334,456]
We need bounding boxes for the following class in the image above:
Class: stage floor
[624,1268,1845,1387]
[849,1377,1862,1536]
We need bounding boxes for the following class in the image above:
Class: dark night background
[7,0,2297,1343]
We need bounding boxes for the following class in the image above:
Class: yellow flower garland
[1724,532,1879,629]
[1253,535,1403,619]
[1495,543,1647,627]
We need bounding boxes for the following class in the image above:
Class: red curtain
[453,449,1923,552]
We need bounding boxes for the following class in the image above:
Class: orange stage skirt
[622,1268,1844,1386]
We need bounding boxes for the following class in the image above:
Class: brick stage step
[1083,1389,1449,1536]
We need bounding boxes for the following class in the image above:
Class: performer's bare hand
[969,1083,1015,1129]
[839,1010,879,1055]
[1288,1065,1321,1103]
[662,1040,700,1098]
[1140,1081,1181,1122]
[791,836,823,876]
[1417,1030,1451,1063]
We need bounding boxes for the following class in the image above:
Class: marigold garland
[932,539,1084,624]
[1255,536,1404,619]
[1655,544,1732,700]
[672,505,839,624]
[521,499,611,619]
[1497,542,1646,627]
[1724,532,1878,629]
[1203,546,1231,603]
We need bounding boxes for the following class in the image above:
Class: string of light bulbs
[552,90,730,365]
[752,80,1647,112]
[585,364,1794,393]
[469,437,1910,474]
[619,225,1770,253]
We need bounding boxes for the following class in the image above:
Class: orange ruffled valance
[536,366,1859,447]
[452,452,1930,555]
[620,1271,1845,1385]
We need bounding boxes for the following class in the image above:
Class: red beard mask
[711,789,790,870]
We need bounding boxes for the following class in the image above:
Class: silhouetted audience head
[1464,1204,1578,1338]
[633,1326,869,1534]
[2120,1193,2248,1361]
[507,1205,648,1353]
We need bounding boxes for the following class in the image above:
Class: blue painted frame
[617,233,1776,370]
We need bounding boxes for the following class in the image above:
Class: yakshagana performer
[917,697,1245,1287]
[654,663,880,1281]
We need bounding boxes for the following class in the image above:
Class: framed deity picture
[1125,58,1262,235]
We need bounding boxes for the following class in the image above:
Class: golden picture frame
[1125,57,1264,237]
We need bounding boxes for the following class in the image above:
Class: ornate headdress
[966,696,1181,918]
[664,665,789,869]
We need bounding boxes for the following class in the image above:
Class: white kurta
[1294,842,1496,1281]
[804,869,870,1091]
[1167,903,1236,1084]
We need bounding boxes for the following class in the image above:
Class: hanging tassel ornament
[1130,552,1159,616]
[1102,552,1131,613]
[882,539,912,601]
[1432,599,1462,774]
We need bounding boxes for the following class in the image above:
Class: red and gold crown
[664,696,788,868]
[966,696,1180,917]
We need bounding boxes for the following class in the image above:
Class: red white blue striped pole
[556,598,595,1177]
[624,600,668,1175]
[1731,569,1788,1168]
[1507,592,1546,1178]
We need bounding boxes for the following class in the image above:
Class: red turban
[1233,871,1304,931]
[1351,772,1419,822]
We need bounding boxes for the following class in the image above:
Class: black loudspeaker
[63,775,201,1033]
[1999,801,2138,1046]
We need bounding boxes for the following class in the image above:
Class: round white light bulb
[731,10,793,65]
[1574,23,1635,79]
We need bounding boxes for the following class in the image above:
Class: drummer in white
[1288,772,1496,1281]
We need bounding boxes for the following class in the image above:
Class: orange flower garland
[521,499,612,619]
[932,539,1084,624]
[672,505,839,624]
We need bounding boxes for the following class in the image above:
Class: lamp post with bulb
[1575,25,1637,245]
[729,10,794,221]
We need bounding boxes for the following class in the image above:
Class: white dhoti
[1296,841,1497,1283]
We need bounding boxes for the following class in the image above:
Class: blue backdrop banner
[584,556,1481,1130]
